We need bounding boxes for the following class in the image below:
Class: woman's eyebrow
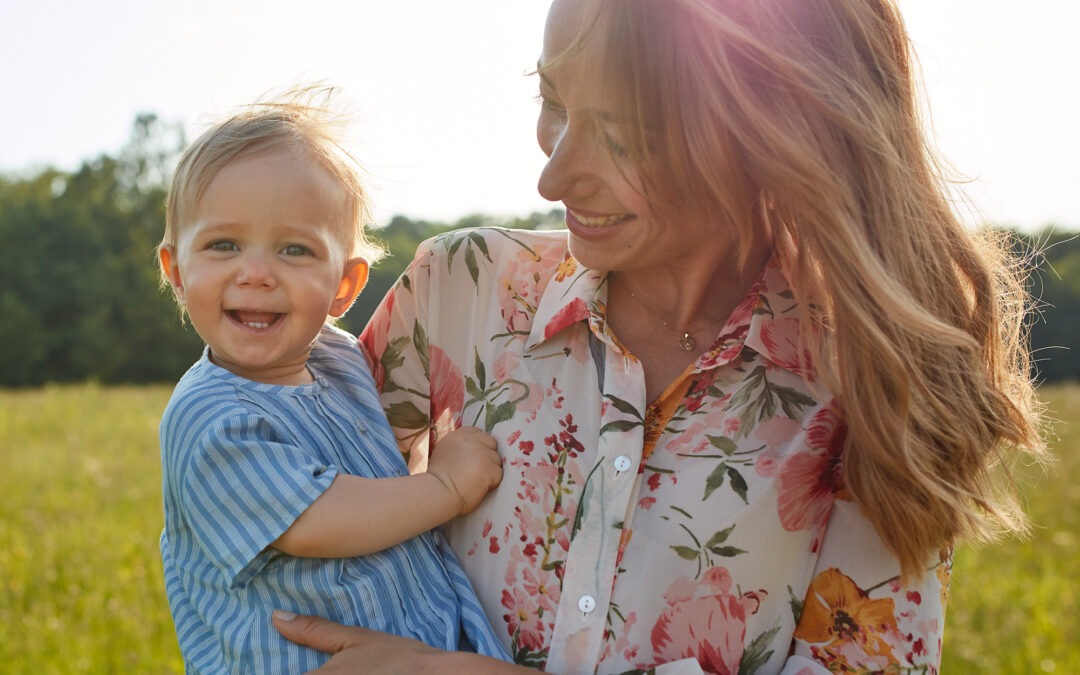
[537,66,554,88]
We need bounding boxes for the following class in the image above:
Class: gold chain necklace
[625,289,697,352]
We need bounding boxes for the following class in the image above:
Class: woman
[275,0,1045,672]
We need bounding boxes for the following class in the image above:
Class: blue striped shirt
[159,325,509,673]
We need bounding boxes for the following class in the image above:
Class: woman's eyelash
[535,93,565,113]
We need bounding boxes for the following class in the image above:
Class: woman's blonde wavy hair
[584,0,1046,580]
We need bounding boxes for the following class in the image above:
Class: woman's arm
[273,426,502,558]
[272,611,532,674]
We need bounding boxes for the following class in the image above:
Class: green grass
[0,383,1076,673]
[0,384,182,674]
[942,385,1080,673]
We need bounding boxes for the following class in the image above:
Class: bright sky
[2,1,1077,232]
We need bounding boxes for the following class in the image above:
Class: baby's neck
[207,350,315,386]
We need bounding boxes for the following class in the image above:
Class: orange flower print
[795,568,903,672]
[554,253,577,281]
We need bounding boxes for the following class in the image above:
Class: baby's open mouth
[228,310,283,329]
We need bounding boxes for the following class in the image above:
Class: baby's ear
[158,244,186,306]
[329,257,369,318]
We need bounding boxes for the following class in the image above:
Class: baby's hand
[427,426,503,515]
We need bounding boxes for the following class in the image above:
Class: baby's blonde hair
[162,85,385,293]
[567,0,1046,580]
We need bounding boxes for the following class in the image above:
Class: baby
[156,88,508,672]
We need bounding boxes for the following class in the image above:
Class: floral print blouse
[359,228,947,674]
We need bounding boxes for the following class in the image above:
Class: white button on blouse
[577,595,597,614]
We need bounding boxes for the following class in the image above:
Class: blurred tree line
[0,115,1076,387]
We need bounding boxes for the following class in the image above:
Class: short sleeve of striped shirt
[178,411,338,588]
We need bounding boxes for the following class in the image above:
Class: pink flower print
[647,472,662,492]
[755,447,782,478]
[667,421,710,455]
[753,414,802,447]
[606,610,640,663]
[516,382,546,423]
[727,277,763,328]
[639,496,657,510]
[492,351,520,382]
[774,407,845,533]
[515,459,558,504]
[501,586,547,652]
[428,345,465,441]
[358,290,395,390]
[757,316,814,379]
[683,370,720,413]
[651,570,761,675]
[543,297,589,340]
[775,449,839,533]
[496,248,547,333]
[662,576,699,606]
[521,565,559,615]
[702,566,734,594]
[806,403,846,453]
[722,416,741,435]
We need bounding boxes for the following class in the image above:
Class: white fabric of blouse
[360,228,946,675]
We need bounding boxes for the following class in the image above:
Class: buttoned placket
[544,332,647,673]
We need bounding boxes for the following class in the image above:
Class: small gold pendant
[678,332,696,352]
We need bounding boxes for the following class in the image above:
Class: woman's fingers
[271,610,369,654]
[273,611,449,674]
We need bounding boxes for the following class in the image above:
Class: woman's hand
[272,610,443,673]
[272,610,529,674]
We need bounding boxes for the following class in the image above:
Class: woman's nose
[537,118,600,203]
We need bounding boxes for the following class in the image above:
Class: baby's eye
[208,240,238,251]
[281,244,312,256]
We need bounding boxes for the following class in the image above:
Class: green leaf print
[738,625,781,675]
[385,400,428,430]
[725,365,814,432]
[412,321,429,375]
[484,400,516,433]
[706,434,738,454]
[727,465,749,503]
[600,419,643,434]
[604,394,645,421]
[672,546,700,561]
[465,244,480,286]
[379,336,409,393]
[787,585,804,624]
[669,515,746,577]
[703,462,729,501]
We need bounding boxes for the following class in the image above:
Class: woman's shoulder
[420,226,570,267]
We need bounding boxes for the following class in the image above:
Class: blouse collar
[526,252,809,378]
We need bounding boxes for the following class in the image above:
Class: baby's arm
[272,426,502,558]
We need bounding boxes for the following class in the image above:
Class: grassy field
[0,384,1076,673]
